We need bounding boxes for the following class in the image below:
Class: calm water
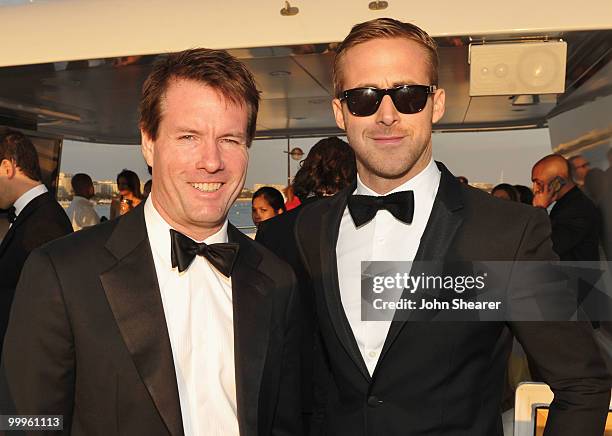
[94,199,255,229]
[229,200,255,229]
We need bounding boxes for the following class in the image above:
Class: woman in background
[110,169,143,219]
[251,186,286,228]
[491,183,519,202]
[292,137,356,203]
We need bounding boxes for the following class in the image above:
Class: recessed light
[368,0,388,10]
[269,70,291,77]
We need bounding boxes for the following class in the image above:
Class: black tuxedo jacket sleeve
[0,192,73,353]
[256,200,330,435]
[288,162,610,436]
[1,204,302,436]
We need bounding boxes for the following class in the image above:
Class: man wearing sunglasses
[270,18,610,436]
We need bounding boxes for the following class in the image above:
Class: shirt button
[368,351,377,359]
[367,395,383,407]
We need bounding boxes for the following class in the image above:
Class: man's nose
[375,95,400,126]
[195,140,224,172]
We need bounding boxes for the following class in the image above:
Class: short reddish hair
[139,48,260,145]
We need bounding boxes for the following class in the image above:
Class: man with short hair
[3,49,301,436]
[264,18,610,436]
[0,130,72,353]
[568,154,590,189]
[65,172,99,230]
[532,154,600,261]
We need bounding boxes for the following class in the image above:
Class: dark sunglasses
[339,85,437,117]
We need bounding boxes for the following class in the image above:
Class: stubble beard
[356,133,432,183]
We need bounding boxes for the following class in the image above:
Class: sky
[60,128,554,189]
[61,140,150,182]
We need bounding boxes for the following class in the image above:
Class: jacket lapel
[0,224,15,257]
[378,162,465,363]
[228,224,272,436]
[317,185,371,382]
[99,204,184,436]
[0,192,50,257]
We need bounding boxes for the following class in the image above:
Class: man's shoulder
[38,215,116,258]
[565,187,598,212]
[234,227,297,290]
[295,195,338,227]
[259,207,300,235]
[12,193,72,247]
[461,184,542,222]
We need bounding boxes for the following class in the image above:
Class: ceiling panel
[292,52,335,96]
[0,30,609,142]
[244,57,329,100]
[463,95,555,126]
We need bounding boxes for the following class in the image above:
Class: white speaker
[469,41,567,96]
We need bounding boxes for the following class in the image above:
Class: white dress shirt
[337,158,441,375]
[11,184,48,228]
[144,198,239,436]
[65,196,99,231]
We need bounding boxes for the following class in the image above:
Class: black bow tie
[347,191,414,227]
[6,207,16,224]
[169,229,239,277]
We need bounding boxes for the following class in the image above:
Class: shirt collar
[13,184,48,216]
[355,158,440,200]
[144,196,229,268]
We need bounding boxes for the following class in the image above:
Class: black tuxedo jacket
[290,162,610,436]
[1,203,302,436]
[550,186,600,261]
[0,191,73,353]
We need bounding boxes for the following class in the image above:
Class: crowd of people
[1,16,611,436]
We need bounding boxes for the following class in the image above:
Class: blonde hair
[333,18,438,97]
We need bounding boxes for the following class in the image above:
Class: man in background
[65,172,99,230]
[568,154,590,189]
[0,130,72,352]
[532,154,600,261]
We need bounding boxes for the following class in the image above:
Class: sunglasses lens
[343,86,432,116]
[393,86,429,114]
[345,88,380,116]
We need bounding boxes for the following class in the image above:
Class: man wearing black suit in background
[263,18,610,435]
[2,49,301,436]
[532,154,600,261]
[0,130,72,353]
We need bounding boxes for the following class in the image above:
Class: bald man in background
[532,154,600,261]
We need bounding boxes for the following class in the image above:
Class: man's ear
[140,129,154,168]
[431,88,446,124]
[332,98,346,130]
[0,159,16,178]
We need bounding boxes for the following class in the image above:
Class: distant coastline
[60,198,255,229]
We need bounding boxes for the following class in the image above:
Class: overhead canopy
[0,0,610,143]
